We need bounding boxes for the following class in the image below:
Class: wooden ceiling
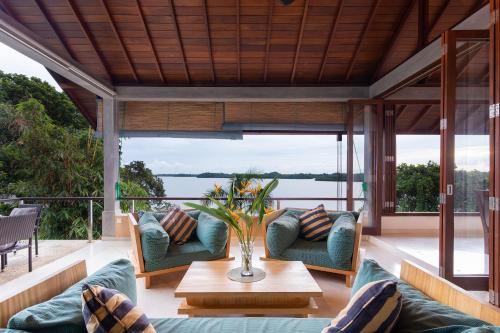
[0,0,488,128]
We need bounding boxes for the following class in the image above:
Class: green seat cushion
[326,213,356,270]
[139,220,170,261]
[7,259,137,333]
[353,259,491,333]
[196,212,228,254]
[150,317,331,333]
[275,238,334,268]
[266,211,300,257]
[144,240,225,272]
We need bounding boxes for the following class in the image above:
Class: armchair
[262,208,362,287]
[128,210,233,288]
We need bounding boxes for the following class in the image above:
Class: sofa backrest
[0,260,87,327]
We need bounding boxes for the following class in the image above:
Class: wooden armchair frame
[261,208,363,287]
[127,213,234,289]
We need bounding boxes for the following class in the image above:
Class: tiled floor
[0,237,411,319]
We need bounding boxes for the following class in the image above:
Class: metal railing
[0,196,366,242]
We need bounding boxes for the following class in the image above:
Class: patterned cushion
[299,205,333,241]
[322,280,402,333]
[82,284,155,333]
[159,206,197,245]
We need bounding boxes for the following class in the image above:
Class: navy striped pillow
[299,205,333,241]
[82,284,155,333]
[322,280,402,333]
[159,206,197,245]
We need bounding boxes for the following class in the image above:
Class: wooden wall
[97,101,346,133]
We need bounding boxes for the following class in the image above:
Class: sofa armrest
[139,221,170,262]
[327,213,356,271]
[266,214,300,257]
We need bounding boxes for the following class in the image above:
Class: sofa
[128,210,233,288]
[262,208,362,286]
[3,258,500,333]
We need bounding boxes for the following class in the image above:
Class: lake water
[160,177,364,210]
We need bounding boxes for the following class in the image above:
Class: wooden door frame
[439,29,490,291]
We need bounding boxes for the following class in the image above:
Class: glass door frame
[439,29,490,290]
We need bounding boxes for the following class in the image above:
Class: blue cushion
[139,220,170,261]
[150,317,331,333]
[326,213,356,271]
[7,259,137,333]
[196,212,228,254]
[138,212,159,225]
[353,259,491,333]
[323,280,402,333]
[266,212,300,256]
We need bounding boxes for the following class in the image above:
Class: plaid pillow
[82,284,155,333]
[299,204,333,241]
[158,206,197,245]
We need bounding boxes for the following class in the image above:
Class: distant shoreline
[156,172,365,182]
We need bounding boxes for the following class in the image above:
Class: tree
[396,161,440,212]
[0,71,85,129]
[121,161,165,198]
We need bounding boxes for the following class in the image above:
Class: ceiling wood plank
[65,0,113,82]
[371,0,417,82]
[263,0,274,82]
[167,0,190,83]
[318,0,345,82]
[426,0,450,42]
[236,0,240,83]
[98,0,138,82]
[407,104,433,132]
[135,0,165,83]
[290,0,309,83]
[33,0,77,61]
[201,0,215,83]
[344,0,382,82]
[417,0,428,50]
[0,0,14,16]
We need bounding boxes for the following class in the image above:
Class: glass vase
[239,240,254,277]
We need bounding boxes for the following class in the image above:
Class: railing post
[277,199,281,210]
[87,199,93,243]
[131,199,135,213]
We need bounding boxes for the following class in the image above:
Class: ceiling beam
[406,104,432,132]
[263,0,274,82]
[426,0,450,42]
[317,0,344,82]
[0,8,115,97]
[456,44,485,81]
[290,0,309,83]
[33,0,76,61]
[115,86,369,102]
[371,0,417,82]
[395,105,407,121]
[66,0,113,82]
[135,0,165,83]
[201,0,215,83]
[369,4,489,98]
[168,0,190,83]
[236,0,240,82]
[417,0,428,50]
[344,0,382,81]
[99,0,138,83]
[0,0,14,17]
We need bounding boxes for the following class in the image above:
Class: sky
[0,42,489,174]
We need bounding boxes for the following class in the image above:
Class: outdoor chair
[262,208,363,287]
[18,204,43,256]
[0,212,38,272]
[128,209,233,288]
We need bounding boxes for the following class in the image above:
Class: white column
[101,97,120,238]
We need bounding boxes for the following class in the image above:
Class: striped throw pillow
[299,204,333,241]
[159,206,197,245]
[322,280,402,333]
[82,284,156,333]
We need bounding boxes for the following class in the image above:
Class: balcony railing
[0,196,366,242]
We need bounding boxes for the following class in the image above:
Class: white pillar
[101,97,120,238]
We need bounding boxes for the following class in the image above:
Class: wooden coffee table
[175,260,323,317]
